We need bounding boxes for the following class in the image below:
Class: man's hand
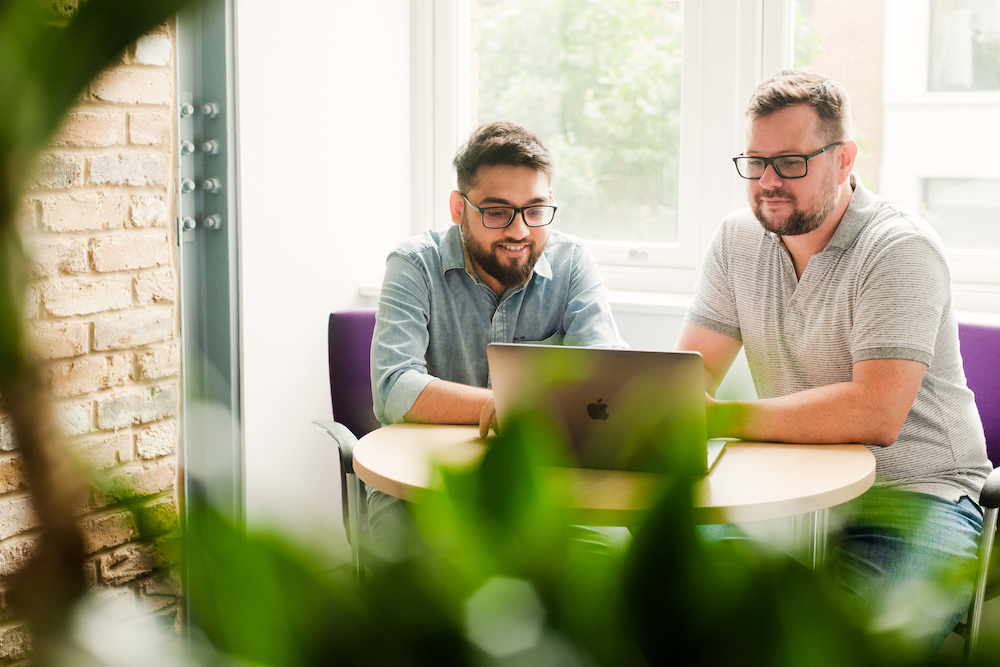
[479,396,497,439]
[704,359,926,446]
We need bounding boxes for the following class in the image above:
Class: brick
[75,431,133,469]
[137,496,178,536]
[81,511,136,554]
[93,311,172,351]
[41,278,131,317]
[51,111,126,147]
[135,268,175,306]
[31,154,82,189]
[97,385,178,430]
[0,458,26,495]
[40,193,127,232]
[130,195,168,228]
[109,461,176,497]
[16,200,35,232]
[93,586,137,620]
[0,417,14,452]
[89,154,167,187]
[91,232,171,272]
[0,537,38,577]
[91,70,171,104]
[97,543,160,585]
[134,33,172,66]
[0,497,37,540]
[137,344,178,381]
[128,111,170,146]
[0,624,31,662]
[27,321,88,360]
[23,286,39,320]
[136,421,175,459]
[26,238,87,278]
[55,402,92,437]
[140,570,181,612]
[50,354,133,397]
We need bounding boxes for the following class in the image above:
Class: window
[415,1,1000,312]
[923,178,1000,250]
[474,0,684,246]
[929,0,1000,91]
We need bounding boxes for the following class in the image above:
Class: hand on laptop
[479,395,498,439]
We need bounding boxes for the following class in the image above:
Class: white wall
[236,1,411,561]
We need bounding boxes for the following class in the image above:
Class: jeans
[698,488,983,654]
[828,489,983,654]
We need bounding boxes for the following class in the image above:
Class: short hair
[453,121,554,193]
[746,69,852,143]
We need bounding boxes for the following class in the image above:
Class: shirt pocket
[517,330,564,346]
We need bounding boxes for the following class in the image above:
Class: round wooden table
[353,423,877,528]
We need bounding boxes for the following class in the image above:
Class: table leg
[792,508,830,570]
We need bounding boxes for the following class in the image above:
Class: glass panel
[473,0,683,244]
[929,0,1000,91]
[923,178,1000,250]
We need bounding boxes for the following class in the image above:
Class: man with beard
[677,69,991,653]
[368,121,624,558]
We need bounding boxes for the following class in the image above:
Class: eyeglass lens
[482,206,556,228]
[735,156,808,179]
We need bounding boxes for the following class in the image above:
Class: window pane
[923,178,1000,249]
[473,0,683,244]
[795,0,1000,252]
[929,0,1000,91]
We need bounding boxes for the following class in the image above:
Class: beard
[462,212,546,289]
[752,168,839,237]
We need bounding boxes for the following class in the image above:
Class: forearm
[708,381,906,446]
[404,379,493,425]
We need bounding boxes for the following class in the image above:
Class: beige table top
[353,423,877,526]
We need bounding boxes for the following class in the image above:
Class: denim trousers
[827,488,983,653]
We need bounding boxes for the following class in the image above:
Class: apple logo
[587,399,609,421]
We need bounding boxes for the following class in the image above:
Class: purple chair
[957,322,1000,661]
[312,309,378,582]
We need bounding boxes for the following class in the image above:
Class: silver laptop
[487,343,725,475]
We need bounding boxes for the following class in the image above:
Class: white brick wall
[0,23,182,647]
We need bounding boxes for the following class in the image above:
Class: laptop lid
[487,344,711,475]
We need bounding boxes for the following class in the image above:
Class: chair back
[959,322,1000,466]
[328,309,380,438]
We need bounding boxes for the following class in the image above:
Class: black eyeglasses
[460,193,557,229]
[733,142,844,180]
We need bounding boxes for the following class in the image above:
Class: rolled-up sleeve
[562,242,626,349]
[371,253,440,424]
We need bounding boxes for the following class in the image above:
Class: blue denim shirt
[371,224,625,424]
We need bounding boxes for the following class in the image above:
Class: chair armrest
[312,420,359,474]
[980,467,1000,509]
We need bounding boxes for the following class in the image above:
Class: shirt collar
[826,173,881,249]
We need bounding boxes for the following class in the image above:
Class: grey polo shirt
[687,175,991,502]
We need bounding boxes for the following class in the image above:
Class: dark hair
[746,69,852,143]
[453,121,554,192]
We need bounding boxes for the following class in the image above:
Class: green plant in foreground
[186,410,992,667]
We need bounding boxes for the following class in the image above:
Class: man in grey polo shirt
[369,121,625,558]
[677,69,991,652]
